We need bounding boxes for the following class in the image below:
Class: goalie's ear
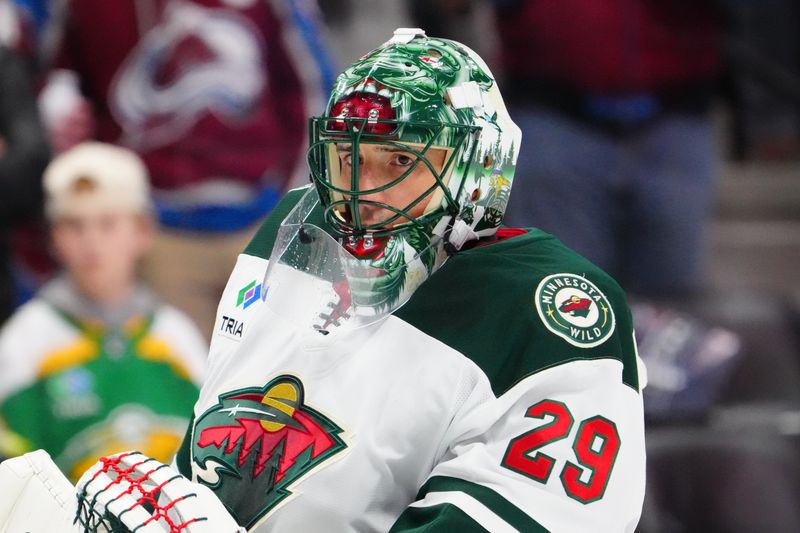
[0,450,79,533]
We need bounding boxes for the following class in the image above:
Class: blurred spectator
[2,0,59,315]
[0,142,207,480]
[38,0,332,337]
[496,0,724,297]
[0,43,49,324]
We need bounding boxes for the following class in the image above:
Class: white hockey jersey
[174,187,646,532]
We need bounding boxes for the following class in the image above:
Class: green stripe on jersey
[391,475,549,532]
[390,503,490,532]
[242,188,640,395]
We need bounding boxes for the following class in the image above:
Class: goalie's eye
[392,153,415,167]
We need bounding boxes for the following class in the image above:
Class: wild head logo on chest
[191,375,346,529]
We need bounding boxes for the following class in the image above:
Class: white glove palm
[0,450,79,533]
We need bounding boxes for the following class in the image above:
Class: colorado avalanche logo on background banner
[191,375,346,529]
[111,1,265,149]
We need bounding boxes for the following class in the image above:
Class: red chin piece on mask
[342,234,389,259]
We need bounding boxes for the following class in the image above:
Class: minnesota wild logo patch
[535,273,615,348]
[191,375,346,529]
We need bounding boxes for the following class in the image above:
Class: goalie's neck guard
[261,188,447,335]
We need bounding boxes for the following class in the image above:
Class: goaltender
[0,29,645,533]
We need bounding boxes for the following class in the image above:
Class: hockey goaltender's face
[333,143,447,228]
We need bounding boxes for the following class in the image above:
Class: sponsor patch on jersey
[191,375,347,529]
[237,280,262,309]
[535,273,615,348]
[217,279,265,341]
[218,314,245,340]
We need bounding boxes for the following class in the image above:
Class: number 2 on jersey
[501,400,620,504]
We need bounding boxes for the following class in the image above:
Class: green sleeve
[389,476,549,533]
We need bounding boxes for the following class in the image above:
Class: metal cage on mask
[257,117,481,337]
[308,115,481,241]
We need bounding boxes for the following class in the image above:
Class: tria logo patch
[535,273,615,348]
[219,315,244,339]
[237,280,262,309]
[190,376,347,529]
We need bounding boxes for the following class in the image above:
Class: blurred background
[1,0,799,531]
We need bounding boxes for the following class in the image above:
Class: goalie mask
[263,28,521,334]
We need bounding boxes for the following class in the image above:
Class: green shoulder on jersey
[245,187,640,396]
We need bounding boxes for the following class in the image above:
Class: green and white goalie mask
[264,29,521,334]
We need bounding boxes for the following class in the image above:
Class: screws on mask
[299,226,314,244]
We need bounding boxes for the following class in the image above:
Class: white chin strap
[432,206,485,252]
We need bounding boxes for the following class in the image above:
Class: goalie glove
[0,449,79,533]
[75,451,245,533]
